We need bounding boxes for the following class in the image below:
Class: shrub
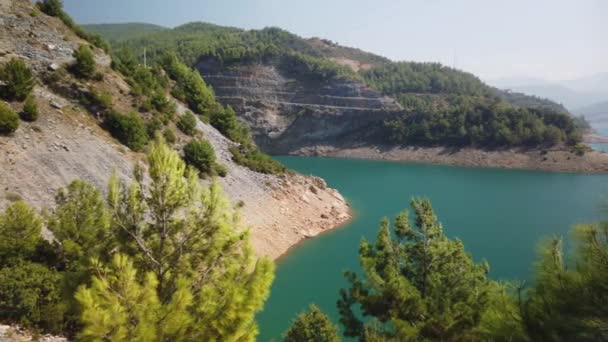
[30,6,40,17]
[571,143,591,156]
[150,92,173,113]
[183,139,216,175]
[91,89,112,110]
[0,58,35,101]
[230,145,285,175]
[0,102,19,135]
[0,261,65,333]
[163,127,176,144]
[177,111,197,136]
[38,0,63,17]
[0,201,42,264]
[104,111,148,151]
[146,117,163,139]
[213,163,228,177]
[71,45,96,79]
[20,95,39,122]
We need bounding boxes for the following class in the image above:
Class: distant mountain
[83,22,167,42]
[574,101,608,128]
[561,72,608,94]
[487,74,608,111]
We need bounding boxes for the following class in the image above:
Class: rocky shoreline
[290,144,608,174]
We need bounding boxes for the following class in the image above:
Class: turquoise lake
[257,157,608,341]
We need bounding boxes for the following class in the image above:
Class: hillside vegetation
[83,22,167,42]
[97,22,584,149]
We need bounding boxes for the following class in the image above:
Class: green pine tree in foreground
[522,223,608,341]
[335,198,526,341]
[284,305,341,342]
[74,137,274,341]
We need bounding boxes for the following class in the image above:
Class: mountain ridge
[81,20,608,173]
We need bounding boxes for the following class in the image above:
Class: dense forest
[93,21,585,150]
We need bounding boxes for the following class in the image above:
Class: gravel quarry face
[0,0,351,260]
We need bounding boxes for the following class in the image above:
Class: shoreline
[287,145,608,174]
[273,205,356,263]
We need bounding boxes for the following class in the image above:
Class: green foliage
[210,105,251,144]
[0,58,35,101]
[21,95,39,122]
[0,201,42,264]
[163,127,176,144]
[0,202,65,333]
[284,305,341,342]
[161,53,216,116]
[213,162,228,177]
[90,88,112,110]
[0,261,65,333]
[363,62,489,96]
[279,52,361,82]
[48,180,111,267]
[74,137,275,340]
[30,6,41,17]
[76,253,184,342]
[230,145,285,175]
[146,117,163,139]
[0,102,19,135]
[384,95,580,147]
[71,45,97,79]
[79,87,112,113]
[104,111,149,151]
[83,23,168,43]
[177,111,197,135]
[522,224,608,341]
[183,138,216,175]
[338,199,499,341]
[38,0,63,17]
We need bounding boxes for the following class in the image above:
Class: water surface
[258,157,608,341]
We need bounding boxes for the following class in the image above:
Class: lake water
[257,157,608,341]
[591,128,608,152]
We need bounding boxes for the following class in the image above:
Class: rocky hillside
[0,0,350,260]
[196,56,401,154]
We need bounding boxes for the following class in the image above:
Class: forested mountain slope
[98,22,590,153]
[83,22,167,42]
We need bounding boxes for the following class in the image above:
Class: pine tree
[21,95,39,122]
[522,223,608,341]
[0,58,34,101]
[75,253,191,342]
[0,201,42,264]
[77,136,274,341]
[71,45,96,79]
[48,180,112,265]
[284,305,341,342]
[338,199,499,341]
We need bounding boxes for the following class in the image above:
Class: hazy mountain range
[487,73,608,128]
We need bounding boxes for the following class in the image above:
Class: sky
[62,0,608,82]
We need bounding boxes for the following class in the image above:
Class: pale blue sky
[63,0,607,81]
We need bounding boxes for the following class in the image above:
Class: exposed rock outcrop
[196,58,402,154]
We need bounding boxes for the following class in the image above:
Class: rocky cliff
[196,58,402,154]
